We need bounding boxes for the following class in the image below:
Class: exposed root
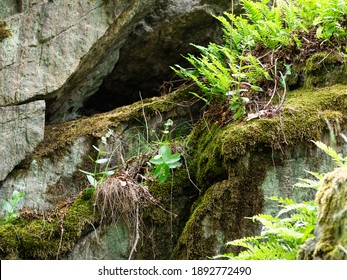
[94,176,156,226]
[94,173,156,259]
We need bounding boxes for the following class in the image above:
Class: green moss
[171,153,267,260]
[33,87,194,161]
[136,169,198,259]
[171,83,347,259]
[303,52,347,88]
[0,196,99,259]
[312,167,347,260]
[0,20,11,42]
[187,124,228,190]
[187,84,347,193]
[222,84,347,159]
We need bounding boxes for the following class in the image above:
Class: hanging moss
[0,195,99,259]
[171,153,267,259]
[0,20,11,42]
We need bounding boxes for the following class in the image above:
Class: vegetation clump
[172,0,347,123]
[0,191,25,225]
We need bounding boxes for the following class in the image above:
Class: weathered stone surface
[1,0,110,105]
[0,0,18,19]
[46,0,157,123]
[0,0,156,122]
[0,137,91,211]
[68,222,132,260]
[0,100,45,181]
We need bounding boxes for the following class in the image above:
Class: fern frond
[313,140,343,166]
[242,0,264,23]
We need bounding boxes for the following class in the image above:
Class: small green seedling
[0,190,25,225]
[80,129,116,192]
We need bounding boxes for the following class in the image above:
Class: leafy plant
[148,119,182,183]
[149,145,182,183]
[217,137,346,260]
[218,192,318,260]
[80,129,116,192]
[155,118,175,145]
[172,39,271,120]
[0,190,25,225]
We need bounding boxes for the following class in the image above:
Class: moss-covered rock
[0,195,98,259]
[171,155,266,259]
[137,169,199,259]
[303,52,347,89]
[172,84,347,259]
[306,167,347,260]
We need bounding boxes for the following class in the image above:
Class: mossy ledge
[188,84,347,191]
[0,195,99,259]
[38,86,196,159]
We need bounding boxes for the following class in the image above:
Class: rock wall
[0,0,154,182]
[0,0,232,183]
[1,0,346,260]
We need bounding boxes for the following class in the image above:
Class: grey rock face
[0,137,91,211]
[69,222,132,260]
[0,0,155,180]
[1,1,107,105]
[46,0,157,122]
[0,101,45,181]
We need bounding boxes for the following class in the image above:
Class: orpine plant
[79,129,116,193]
[148,119,182,183]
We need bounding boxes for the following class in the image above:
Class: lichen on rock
[0,20,11,42]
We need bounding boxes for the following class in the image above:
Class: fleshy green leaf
[165,153,181,164]
[87,174,98,187]
[149,156,164,165]
[95,158,108,164]
[159,145,171,160]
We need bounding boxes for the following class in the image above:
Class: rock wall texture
[0,101,45,181]
[1,0,146,181]
[0,0,232,183]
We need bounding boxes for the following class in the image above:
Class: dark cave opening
[81,77,167,116]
